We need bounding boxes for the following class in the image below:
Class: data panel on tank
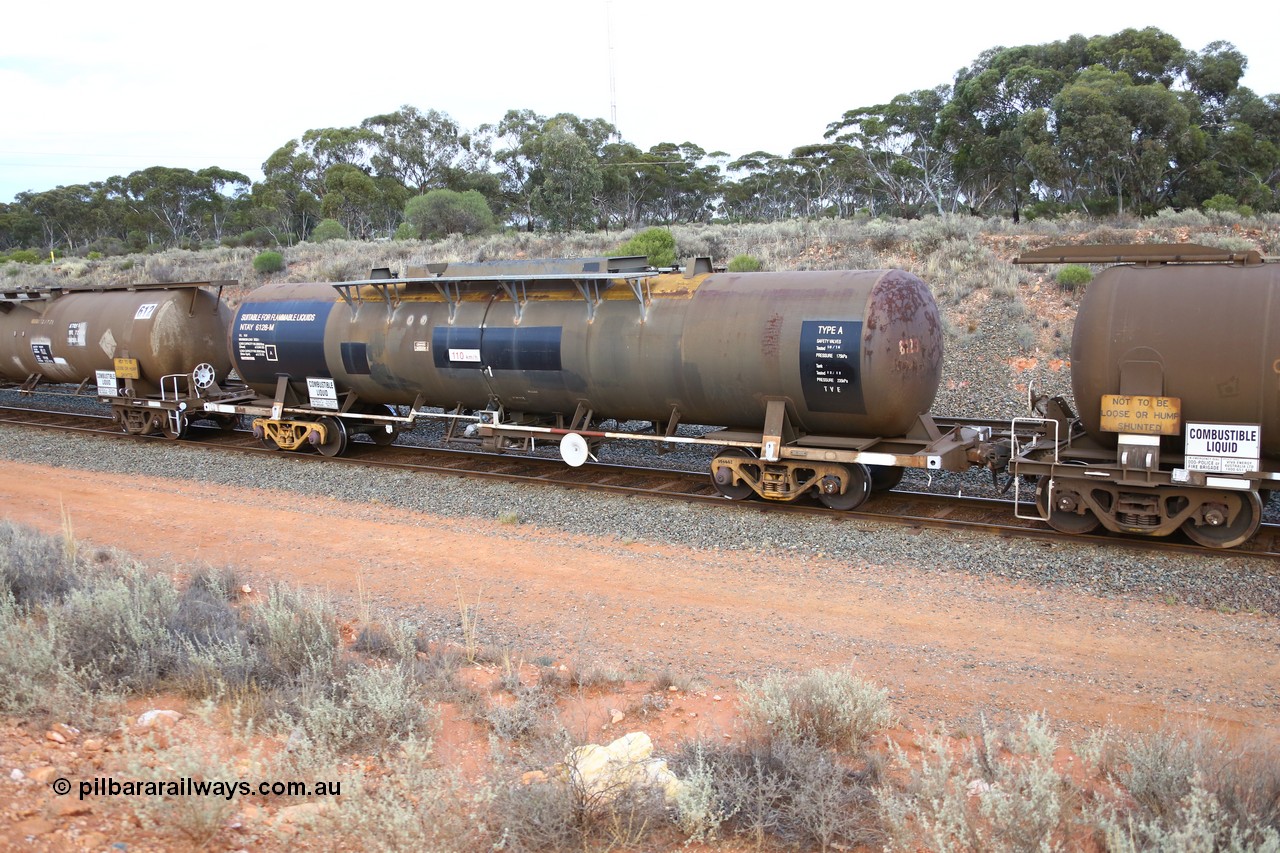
[799,320,865,414]
[233,301,333,384]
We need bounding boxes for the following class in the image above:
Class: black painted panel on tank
[341,342,370,375]
[432,326,562,371]
[432,327,483,369]
[799,320,866,414]
[482,327,562,371]
[234,301,333,384]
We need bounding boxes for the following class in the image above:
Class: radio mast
[607,1,619,138]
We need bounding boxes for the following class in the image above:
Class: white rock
[564,732,686,804]
[136,709,184,728]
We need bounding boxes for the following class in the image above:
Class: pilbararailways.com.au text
[54,776,341,801]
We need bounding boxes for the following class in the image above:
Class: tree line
[2,27,1276,255]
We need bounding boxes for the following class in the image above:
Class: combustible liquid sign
[1184,422,1261,474]
[1099,395,1181,435]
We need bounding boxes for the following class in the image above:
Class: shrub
[238,227,276,248]
[116,734,242,847]
[1152,207,1210,228]
[286,661,436,755]
[312,738,484,850]
[1203,193,1255,217]
[53,563,181,693]
[486,684,554,741]
[727,254,762,272]
[248,584,338,687]
[309,218,349,243]
[673,737,882,849]
[879,714,1077,852]
[0,591,81,717]
[2,249,43,264]
[738,669,892,751]
[252,250,285,274]
[1056,264,1092,293]
[0,521,80,606]
[393,221,417,241]
[404,189,495,239]
[616,227,677,268]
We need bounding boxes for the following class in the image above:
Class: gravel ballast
[1,422,1277,618]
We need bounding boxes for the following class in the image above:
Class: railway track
[2,402,1278,560]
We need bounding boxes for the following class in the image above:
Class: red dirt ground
[1,459,1278,849]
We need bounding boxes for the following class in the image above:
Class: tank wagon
[0,281,251,437]
[211,257,1002,509]
[1011,244,1280,548]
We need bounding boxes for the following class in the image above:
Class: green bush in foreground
[727,254,762,272]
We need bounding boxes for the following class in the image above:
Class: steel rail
[0,404,1276,560]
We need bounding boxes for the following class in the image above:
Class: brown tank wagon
[0,282,251,437]
[213,257,1000,509]
[1011,244,1280,548]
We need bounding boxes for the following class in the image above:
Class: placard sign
[1184,422,1261,474]
[95,370,118,397]
[114,357,140,379]
[1099,394,1181,435]
[306,377,339,411]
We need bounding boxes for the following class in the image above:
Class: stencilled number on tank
[898,337,920,355]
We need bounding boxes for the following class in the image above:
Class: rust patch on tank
[761,313,783,358]
[864,270,943,378]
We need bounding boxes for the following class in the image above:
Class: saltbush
[738,669,892,751]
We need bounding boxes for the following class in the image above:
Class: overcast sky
[2,0,1277,204]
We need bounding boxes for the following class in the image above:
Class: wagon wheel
[710,448,757,500]
[1036,476,1100,535]
[1182,491,1262,549]
[313,416,348,458]
[818,463,872,511]
[362,403,399,446]
[868,465,904,492]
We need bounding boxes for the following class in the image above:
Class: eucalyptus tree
[641,142,724,224]
[362,105,467,192]
[827,85,956,216]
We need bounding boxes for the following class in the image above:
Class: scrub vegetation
[2,520,1278,850]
